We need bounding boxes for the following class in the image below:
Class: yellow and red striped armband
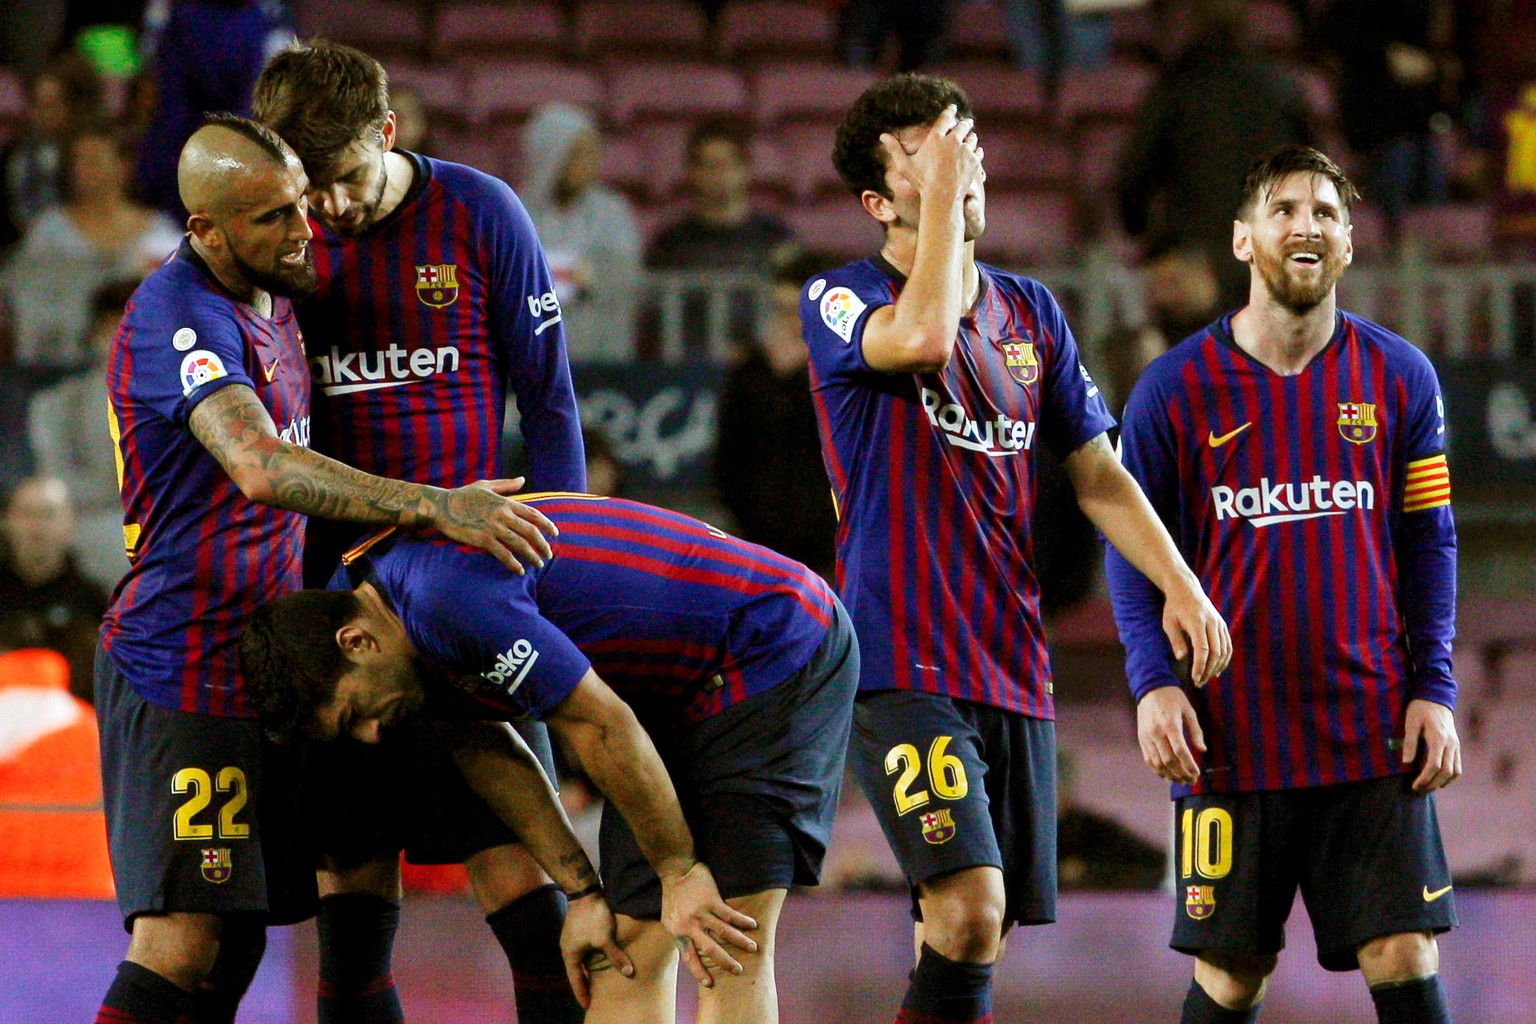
[1403,454,1452,513]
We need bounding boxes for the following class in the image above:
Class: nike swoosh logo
[1208,422,1253,447]
[263,359,280,382]
[1422,884,1453,902]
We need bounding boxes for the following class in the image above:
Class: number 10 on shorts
[1180,806,1233,879]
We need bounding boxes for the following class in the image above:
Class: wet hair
[1238,144,1360,220]
[832,73,973,198]
[238,589,361,743]
[200,111,291,168]
[252,39,390,177]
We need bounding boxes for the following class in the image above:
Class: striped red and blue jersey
[801,257,1115,718]
[1106,311,1457,796]
[300,152,584,491]
[101,238,310,717]
[337,495,837,727]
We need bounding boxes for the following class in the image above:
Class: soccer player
[238,492,858,1024]
[94,116,560,1024]
[251,41,594,1024]
[803,74,1231,1024]
[1106,145,1460,1024]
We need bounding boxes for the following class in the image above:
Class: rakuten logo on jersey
[920,387,1036,456]
[309,344,461,396]
[278,415,310,448]
[1212,476,1375,528]
[480,638,540,695]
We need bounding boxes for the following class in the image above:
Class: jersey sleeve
[1104,365,1184,700]
[1394,350,1457,707]
[800,268,893,381]
[126,279,254,426]
[480,175,587,492]
[1028,279,1117,458]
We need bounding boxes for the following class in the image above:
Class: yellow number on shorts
[928,736,969,800]
[886,743,930,815]
[1180,807,1234,879]
[171,768,215,840]
[216,767,250,838]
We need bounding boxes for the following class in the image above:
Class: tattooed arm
[1064,431,1231,685]
[189,384,555,573]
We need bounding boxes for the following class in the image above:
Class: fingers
[510,497,559,538]
[1400,720,1421,767]
[1184,703,1207,755]
[1188,634,1211,689]
[501,507,554,562]
[677,936,716,988]
[562,950,590,1009]
[602,938,635,981]
[1411,731,1462,793]
[480,476,528,496]
[714,904,758,935]
[690,929,745,977]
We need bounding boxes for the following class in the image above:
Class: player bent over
[239,493,859,1024]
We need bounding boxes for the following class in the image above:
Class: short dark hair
[832,73,973,198]
[687,117,751,161]
[253,40,390,177]
[200,111,291,167]
[238,589,361,743]
[1238,144,1360,220]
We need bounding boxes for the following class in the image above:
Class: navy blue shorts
[850,690,1057,926]
[95,646,317,928]
[1171,773,1457,971]
[601,598,859,919]
[304,715,556,868]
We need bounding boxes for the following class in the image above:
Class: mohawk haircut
[253,39,390,177]
[1238,144,1361,220]
[832,73,973,198]
[238,589,361,744]
[200,112,290,167]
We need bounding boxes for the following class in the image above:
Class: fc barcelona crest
[1337,402,1378,444]
[415,264,459,308]
[1002,340,1039,386]
[920,809,957,845]
[200,847,233,884]
[1185,885,1216,919]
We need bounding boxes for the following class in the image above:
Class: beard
[1253,243,1347,314]
[233,244,317,300]
[328,164,389,236]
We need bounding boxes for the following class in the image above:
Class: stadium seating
[573,1,711,60]
[462,61,603,127]
[431,1,568,62]
[944,0,1012,63]
[939,64,1047,128]
[606,62,750,127]
[297,0,429,61]
[1401,205,1495,263]
[752,63,881,128]
[1058,62,1154,123]
[779,122,847,202]
[783,197,883,261]
[976,190,1080,265]
[716,1,838,64]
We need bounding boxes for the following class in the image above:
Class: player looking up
[1106,144,1460,1024]
[802,73,1231,1024]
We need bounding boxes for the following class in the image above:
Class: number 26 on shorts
[885,736,969,815]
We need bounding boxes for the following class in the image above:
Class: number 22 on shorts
[171,766,251,841]
[885,736,969,815]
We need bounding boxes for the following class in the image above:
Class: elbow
[228,465,276,506]
[884,328,955,374]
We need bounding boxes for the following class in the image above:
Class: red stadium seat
[1402,204,1495,263]
[716,1,838,63]
[937,64,1046,128]
[975,190,1080,266]
[779,122,845,202]
[297,0,429,61]
[600,131,654,202]
[462,62,603,126]
[1345,202,1390,259]
[606,62,750,128]
[382,61,463,121]
[1287,64,1340,126]
[752,63,880,128]
[748,134,795,205]
[573,1,710,59]
[1073,121,1132,196]
[432,2,568,62]
[432,125,511,181]
[976,126,1075,191]
[783,198,883,261]
[945,1,1012,62]
[1059,62,1154,123]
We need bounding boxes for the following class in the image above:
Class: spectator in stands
[644,118,796,358]
[1,121,180,368]
[713,249,836,580]
[132,0,293,217]
[521,101,641,363]
[1115,0,1310,308]
[582,426,628,498]
[0,59,102,253]
[28,279,138,589]
[1056,749,1165,890]
[1322,0,1461,240]
[0,476,109,705]
[840,0,952,72]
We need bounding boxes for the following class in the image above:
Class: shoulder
[801,259,892,340]
[1343,311,1439,381]
[425,156,517,204]
[1127,328,1214,410]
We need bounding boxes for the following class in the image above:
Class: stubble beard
[1254,244,1347,315]
[234,246,318,300]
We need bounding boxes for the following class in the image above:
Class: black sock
[1371,974,1452,1024]
[486,884,583,1024]
[1180,978,1261,1024]
[95,961,193,1024]
[316,894,404,1024]
[895,943,993,1024]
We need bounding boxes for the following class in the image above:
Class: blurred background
[1,1,1533,1021]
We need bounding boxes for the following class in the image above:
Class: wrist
[563,880,604,901]
[657,856,700,885]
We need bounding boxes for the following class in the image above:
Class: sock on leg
[1180,978,1261,1024]
[894,942,994,1024]
[96,961,193,1024]
[1370,974,1452,1024]
[485,884,584,1024]
[316,894,404,1024]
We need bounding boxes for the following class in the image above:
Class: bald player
[92,114,595,1024]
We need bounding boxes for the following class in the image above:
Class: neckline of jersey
[1209,308,1346,379]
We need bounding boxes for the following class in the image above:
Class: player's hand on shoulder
[659,860,758,988]
[1136,684,1206,785]
[1160,574,1232,687]
[1403,698,1462,793]
[559,888,633,1008]
[430,477,557,574]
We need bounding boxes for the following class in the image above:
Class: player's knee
[1359,931,1438,985]
[126,912,224,990]
[205,918,267,996]
[465,842,550,914]
[921,891,1006,962]
[1195,950,1277,1008]
[318,854,400,899]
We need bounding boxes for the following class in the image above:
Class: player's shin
[486,883,585,1024]
[894,943,994,1024]
[96,961,194,1024]
[316,893,404,1024]
[1369,975,1452,1024]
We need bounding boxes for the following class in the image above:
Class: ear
[379,111,397,153]
[187,212,219,249]
[336,623,378,657]
[861,188,896,228]
[1232,217,1253,265]
[1342,219,1354,266]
